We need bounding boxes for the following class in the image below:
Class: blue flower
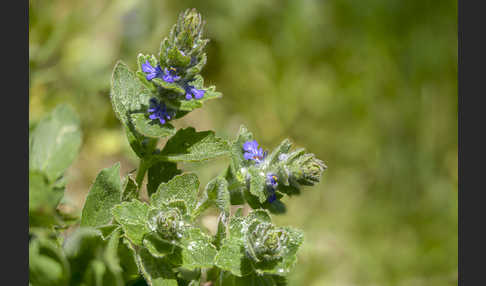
[162,67,181,83]
[243,140,267,164]
[184,84,205,100]
[148,98,175,125]
[266,173,278,203]
[142,60,163,81]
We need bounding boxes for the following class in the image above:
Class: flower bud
[154,209,184,240]
[246,222,288,262]
[288,153,326,186]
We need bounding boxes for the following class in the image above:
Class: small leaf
[136,248,178,286]
[150,173,199,212]
[97,224,121,240]
[130,113,176,139]
[111,200,150,245]
[248,166,267,203]
[214,237,251,277]
[143,232,176,258]
[81,163,122,228]
[155,127,230,162]
[29,104,82,182]
[195,176,230,217]
[122,176,139,201]
[147,161,182,197]
[29,171,63,214]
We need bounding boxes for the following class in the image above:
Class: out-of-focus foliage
[29,0,457,285]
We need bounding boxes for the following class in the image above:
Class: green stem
[135,159,149,187]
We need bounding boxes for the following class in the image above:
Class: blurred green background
[29,0,457,285]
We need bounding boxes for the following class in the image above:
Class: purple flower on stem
[243,140,267,164]
[162,67,181,83]
[184,84,205,100]
[142,60,163,81]
[148,98,175,125]
[266,173,278,203]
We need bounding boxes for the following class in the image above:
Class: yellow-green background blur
[29,0,457,285]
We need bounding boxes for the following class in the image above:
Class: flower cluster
[243,140,267,164]
[148,98,175,125]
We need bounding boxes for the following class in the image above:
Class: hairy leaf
[155,127,230,162]
[81,163,122,227]
[29,104,82,182]
[151,173,199,212]
[111,200,150,245]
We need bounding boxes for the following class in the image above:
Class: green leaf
[125,126,158,159]
[255,227,304,276]
[136,248,178,286]
[81,163,122,227]
[217,272,287,286]
[130,113,176,139]
[266,139,292,166]
[143,232,176,258]
[214,217,250,277]
[230,125,254,171]
[214,237,251,277]
[29,237,70,286]
[195,176,230,217]
[248,166,267,203]
[122,176,139,202]
[111,200,150,245]
[150,173,199,212]
[29,171,63,214]
[118,238,140,282]
[155,127,230,162]
[97,224,121,240]
[147,161,182,197]
[29,104,82,182]
[110,61,152,127]
[178,227,217,270]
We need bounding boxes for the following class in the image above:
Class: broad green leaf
[214,237,251,277]
[29,237,70,286]
[155,127,230,162]
[81,163,122,227]
[130,113,176,139]
[110,61,152,127]
[136,248,178,286]
[29,104,82,182]
[111,200,150,245]
[178,227,217,270]
[194,176,230,217]
[151,173,199,212]
[122,176,139,201]
[248,166,267,203]
[147,161,182,197]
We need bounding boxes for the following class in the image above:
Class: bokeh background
[29,0,457,285]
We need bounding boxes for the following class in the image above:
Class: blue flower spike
[148,98,175,125]
[266,173,278,203]
[184,84,205,100]
[243,140,267,164]
[142,60,163,81]
[162,67,181,83]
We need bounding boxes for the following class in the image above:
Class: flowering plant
[29,9,326,286]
